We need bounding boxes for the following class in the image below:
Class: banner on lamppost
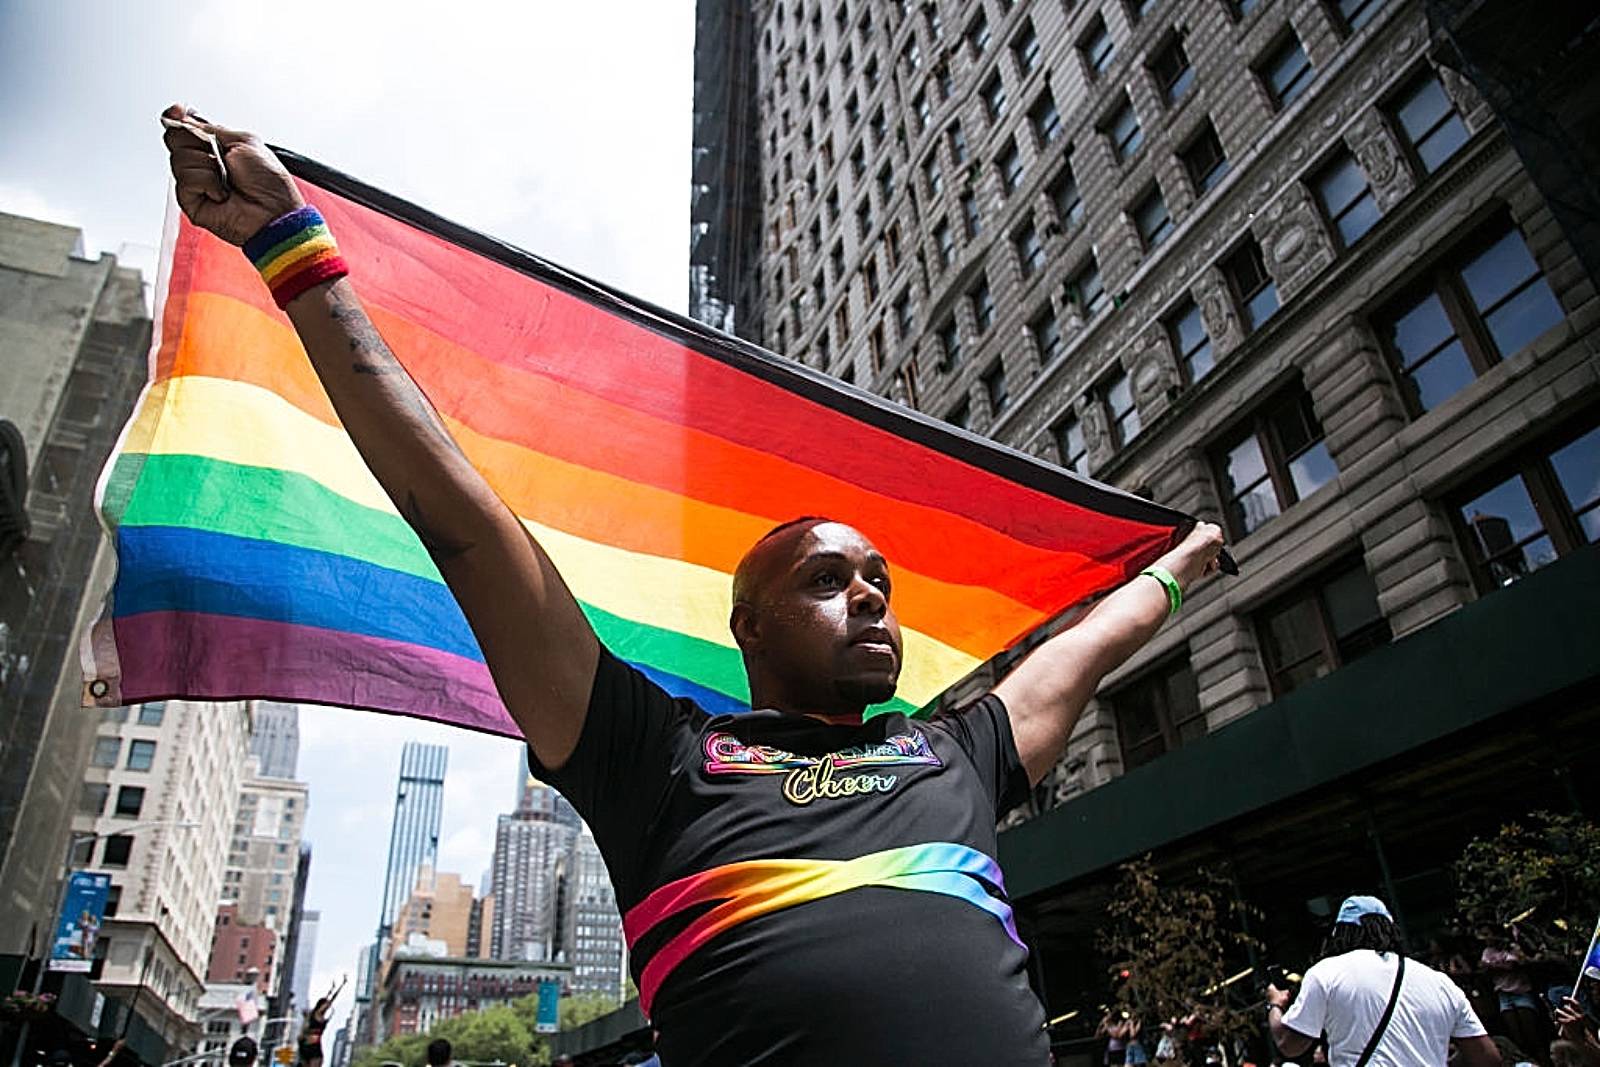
[50,871,112,972]
[535,977,560,1034]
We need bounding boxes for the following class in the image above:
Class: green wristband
[1141,565,1182,615]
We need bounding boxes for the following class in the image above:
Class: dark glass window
[855,199,873,240]
[934,218,955,267]
[1149,36,1194,105]
[1106,98,1144,162]
[1133,186,1174,249]
[850,143,866,179]
[1336,0,1385,31]
[1375,218,1563,414]
[924,155,944,199]
[1015,218,1045,277]
[1455,420,1600,589]
[1314,151,1380,247]
[1233,0,1262,15]
[913,90,930,132]
[970,276,995,333]
[1213,385,1337,537]
[1259,35,1314,109]
[1049,165,1085,229]
[1030,92,1063,146]
[960,191,981,238]
[1126,0,1160,22]
[103,885,121,919]
[998,139,1024,194]
[1112,657,1205,770]
[1182,120,1229,195]
[1081,16,1115,76]
[982,73,1008,121]
[966,10,991,57]
[946,396,971,429]
[1258,558,1391,695]
[1168,299,1214,383]
[983,363,1009,413]
[92,737,120,768]
[1390,72,1469,174]
[1031,307,1063,362]
[1056,415,1088,475]
[80,782,110,816]
[894,290,913,338]
[102,835,134,867]
[948,121,968,164]
[1223,238,1278,331]
[937,317,962,368]
[870,106,887,144]
[1013,21,1041,77]
[137,702,166,726]
[115,785,145,818]
[1069,257,1106,316]
[1103,370,1141,447]
[877,164,895,202]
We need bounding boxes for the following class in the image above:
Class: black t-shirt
[529,648,1051,1066]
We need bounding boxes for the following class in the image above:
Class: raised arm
[994,522,1224,785]
[160,106,598,767]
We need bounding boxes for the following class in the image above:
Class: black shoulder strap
[1354,954,1406,1067]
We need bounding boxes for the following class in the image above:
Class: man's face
[735,521,903,710]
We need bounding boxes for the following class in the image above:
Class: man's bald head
[731,516,837,609]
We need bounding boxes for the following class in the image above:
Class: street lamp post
[10,820,201,1067]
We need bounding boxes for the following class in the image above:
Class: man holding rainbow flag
[153,106,1224,1064]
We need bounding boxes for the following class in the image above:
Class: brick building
[375,956,570,1040]
[206,904,277,995]
[691,0,1599,1031]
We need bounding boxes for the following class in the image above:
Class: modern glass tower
[378,742,448,936]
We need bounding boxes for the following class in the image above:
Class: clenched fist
[161,104,302,246]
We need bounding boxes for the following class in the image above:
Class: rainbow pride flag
[82,150,1192,737]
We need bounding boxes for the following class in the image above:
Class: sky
[0,0,694,1037]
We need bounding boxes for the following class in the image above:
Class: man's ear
[730,602,761,654]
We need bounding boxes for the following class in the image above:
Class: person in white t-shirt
[1266,895,1500,1067]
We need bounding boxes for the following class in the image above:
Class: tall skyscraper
[377,743,447,940]
[248,700,301,778]
[488,778,575,963]
[690,0,1600,1018]
[562,828,626,1000]
[289,908,320,1016]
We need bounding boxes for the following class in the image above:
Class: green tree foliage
[1454,811,1600,960]
[433,1003,544,1066]
[350,1032,427,1067]
[557,993,622,1031]
[1096,856,1263,1049]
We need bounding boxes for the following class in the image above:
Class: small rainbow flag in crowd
[82,150,1192,737]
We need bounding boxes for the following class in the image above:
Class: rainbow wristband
[1141,565,1183,615]
[242,205,348,309]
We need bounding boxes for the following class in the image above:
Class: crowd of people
[1090,897,1598,1067]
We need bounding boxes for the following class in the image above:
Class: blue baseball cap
[1336,895,1392,925]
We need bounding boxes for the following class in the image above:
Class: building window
[92,737,120,768]
[1454,421,1600,589]
[865,54,880,91]
[913,90,931,132]
[137,702,166,726]
[1105,98,1144,163]
[869,105,886,144]
[1112,657,1204,771]
[115,785,145,818]
[1257,558,1391,695]
[1102,370,1141,447]
[849,143,866,180]
[937,317,962,369]
[969,276,996,333]
[886,221,902,266]
[829,241,845,283]
[1029,92,1063,146]
[1133,186,1174,249]
[981,73,1008,122]
[102,834,134,867]
[1213,384,1337,537]
[103,885,121,918]
[1149,35,1194,105]
[894,290,913,338]
[948,121,968,165]
[824,186,839,222]
[997,139,1024,195]
[80,782,110,816]
[1014,218,1044,277]
[1081,15,1114,77]
[898,361,920,409]
[1055,415,1088,475]
[869,324,886,372]
[1067,257,1106,317]
[1049,165,1085,229]
[966,9,991,57]
[863,257,880,302]
[1314,151,1380,248]
[960,191,981,239]
[934,218,955,267]
[876,166,896,205]
[834,301,850,343]
[946,397,971,429]
[1390,71,1469,175]
[1167,299,1213,384]
[1375,218,1563,414]
[1233,0,1263,16]
[983,363,1009,413]
[1223,238,1278,331]
[1031,307,1062,362]
[855,199,873,241]
[1127,0,1160,20]
[1181,120,1230,195]
[1335,0,1385,32]
[923,154,943,199]
[1012,21,1041,77]
[1258,34,1314,109]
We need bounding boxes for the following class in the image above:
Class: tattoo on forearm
[402,491,474,563]
[326,293,465,457]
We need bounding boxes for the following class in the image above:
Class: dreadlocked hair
[1321,913,1405,959]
